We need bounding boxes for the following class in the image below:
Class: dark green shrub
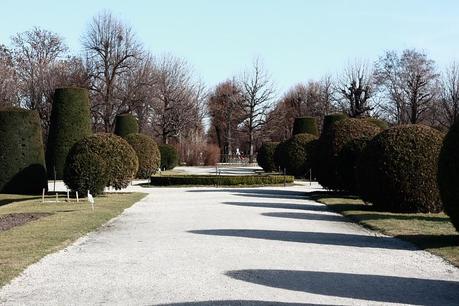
[363,117,389,129]
[336,137,371,194]
[63,152,108,196]
[159,144,179,170]
[125,133,161,179]
[292,117,319,136]
[114,114,139,138]
[0,108,47,194]
[46,88,92,179]
[274,140,288,171]
[321,113,347,133]
[150,175,294,186]
[65,133,138,190]
[438,121,459,230]
[358,125,444,213]
[257,142,279,172]
[282,133,318,177]
[316,118,382,190]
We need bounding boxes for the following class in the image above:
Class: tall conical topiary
[0,108,47,194]
[46,87,92,179]
[292,117,319,136]
[114,113,139,138]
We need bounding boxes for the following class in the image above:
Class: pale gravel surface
[1,178,459,305]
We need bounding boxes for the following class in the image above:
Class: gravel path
[1,182,458,305]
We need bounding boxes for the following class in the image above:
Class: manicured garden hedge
[46,87,92,179]
[292,117,319,136]
[114,113,139,138]
[257,142,279,172]
[150,175,294,186]
[159,144,179,170]
[64,133,138,190]
[438,121,459,231]
[125,133,161,179]
[0,109,48,194]
[278,133,317,177]
[358,124,444,213]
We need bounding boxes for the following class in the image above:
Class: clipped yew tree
[438,121,459,230]
[114,113,139,138]
[292,117,319,136]
[46,87,92,179]
[159,144,179,170]
[358,125,444,213]
[279,133,317,177]
[0,109,47,194]
[64,133,138,190]
[257,142,279,172]
[125,133,161,178]
[274,140,288,171]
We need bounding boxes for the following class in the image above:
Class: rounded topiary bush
[279,133,318,177]
[64,133,138,190]
[0,108,47,194]
[273,140,287,171]
[159,144,179,170]
[114,113,139,138]
[438,121,459,230]
[63,152,108,196]
[292,117,319,136]
[316,118,382,190]
[46,87,92,179]
[357,124,444,213]
[336,137,371,194]
[257,142,279,172]
[125,133,161,179]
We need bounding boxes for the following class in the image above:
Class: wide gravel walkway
[1,182,458,305]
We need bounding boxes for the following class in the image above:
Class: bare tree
[0,45,18,107]
[239,59,275,163]
[335,61,374,117]
[375,49,439,124]
[11,27,68,130]
[439,62,459,127]
[83,11,142,132]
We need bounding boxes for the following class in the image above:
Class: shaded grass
[0,192,146,287]
[312,193,459,267]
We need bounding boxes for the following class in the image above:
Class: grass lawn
[312,193,459,267]
[0,192,146,287]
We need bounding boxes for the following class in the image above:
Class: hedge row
[150,175,294,186]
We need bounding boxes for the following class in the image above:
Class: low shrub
[65,133,138,190]
[63,152,108,196]
[316,118,382,190]
[438,121,459,231]
[357,124,444,213]
[292,117,319,136]
[282,133,317,177]
[125,133,161,179]
[150,175,294,186]
[257,142,279,172]
[159,144,179,170]
[114,114,139,138]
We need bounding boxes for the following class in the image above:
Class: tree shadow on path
[158,301,326,306]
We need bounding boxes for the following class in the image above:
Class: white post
[67,189,70,202]
[55,193,58,203]
[76,191,79,203]
[42,188,45,203]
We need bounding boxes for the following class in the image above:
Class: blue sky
[1,0,458,93]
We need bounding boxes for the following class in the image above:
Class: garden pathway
[1,182,459,305]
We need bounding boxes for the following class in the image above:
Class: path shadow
[158,301,324,306]
[188,189,308,200]
[0,196,41,207]
[223,201,328,212]
[188,229,414,250]
[394,234,459,249]
[261,212,347,222]
[226,269,459,305]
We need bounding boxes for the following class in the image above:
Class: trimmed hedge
[357,124,444,213]
[46,88,92,179]
[292,117,319,136]
[321,113,347,133]
[150,175,294,186]
[114,114,139,138]
[438,121,459,231]
[280,133,318,177]
[273,140,287,171]
[65,133,138,190]
[0,108,47,194]
[125,133,161,179]
[257,142,279,172]
[63,152,108,196]
[159,144,179,170]
[316,118,381,190]
[336,137,371,194]
[363,117,389,129]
